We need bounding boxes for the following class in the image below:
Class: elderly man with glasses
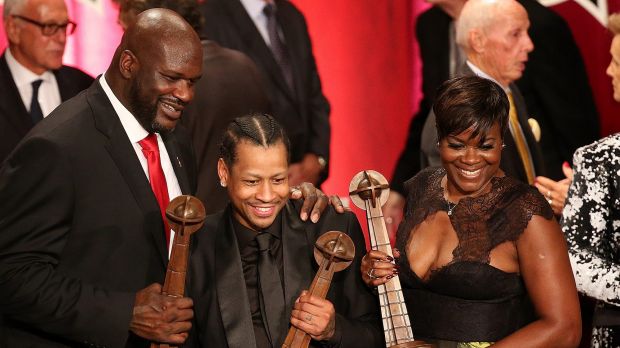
[0,0,93,163]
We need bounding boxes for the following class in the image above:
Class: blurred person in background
[199,0,331,187]
[0,0,93,163]
[561,12,620,348]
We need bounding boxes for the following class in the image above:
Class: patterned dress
[562,134,620,347]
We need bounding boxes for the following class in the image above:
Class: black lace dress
[395,167,554,346]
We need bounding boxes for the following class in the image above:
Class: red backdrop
[0,0,618,201]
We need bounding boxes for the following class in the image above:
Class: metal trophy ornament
[349,170,433,348]
[151,195,206,348]
[282,231,355,348]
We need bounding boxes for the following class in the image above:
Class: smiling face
[218,140,290,232]
[440,123,503,198]
[5,0,69,74]
[474,1,533,87]
[127,40,202,133]
[607,35,620,102]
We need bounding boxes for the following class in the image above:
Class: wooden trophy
[282,231,355,348]
[151,195,206,348]
[349,170,433,348]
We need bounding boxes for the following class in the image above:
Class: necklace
[446,200,459,216]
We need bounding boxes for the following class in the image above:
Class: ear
[469,29,486,54]
[217,158,229,187]
[119,50,138,79]
[5,16,21,45]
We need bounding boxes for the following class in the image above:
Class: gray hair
[3,0,27,20]
[456,0,504,50]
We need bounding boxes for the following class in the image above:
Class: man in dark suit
[0,0,93,163]
[200,0,331,187]
[186,114,382,348]
[116,0,271,214]
[0,9,202,347]
[387,0,599,218]
[185,42,271,213]
[419,0,545,185]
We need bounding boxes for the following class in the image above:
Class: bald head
[107,8,203,133]
[119,8,200,62]
[456,0,533,87]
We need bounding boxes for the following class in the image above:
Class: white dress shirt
[240,0,284,47]
[5,48,62,118]
[99,74,182,257]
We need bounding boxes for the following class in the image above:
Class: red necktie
[139,133,171,248]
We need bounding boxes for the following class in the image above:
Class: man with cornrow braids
[186,113,383,348]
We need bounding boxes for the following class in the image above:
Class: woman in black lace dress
[361,76,581,347]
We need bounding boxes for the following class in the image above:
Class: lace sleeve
[396,167,444,252]
[561,136,620,306]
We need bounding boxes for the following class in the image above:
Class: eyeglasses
[12,15,77,36]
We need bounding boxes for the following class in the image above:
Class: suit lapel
[54,68,77,102]
[161,132,191,195]
[509,84,545,176]
[281,203,314,319]
[225,0,297,102]
[0,53,33,135]
[88,80,169,266]
[215,208,257,348]
[276,1,305,102]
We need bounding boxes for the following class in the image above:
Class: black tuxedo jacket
[420,64,546,184]
[186,203,383,348]
[200,0,331,172]
[391,0,599,193]
[0,80,196,347]
[0,51,94,164]
[181,40,270,214]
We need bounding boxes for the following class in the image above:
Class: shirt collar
[239,0,271,20]
[5,47,56,89]
[231,207,283,250]
[98,73,149,143]
[466,60,511,93]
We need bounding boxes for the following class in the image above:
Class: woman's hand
[360,249,399,287]
[534,162,573,216]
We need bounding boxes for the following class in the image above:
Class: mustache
[159,97,187,109]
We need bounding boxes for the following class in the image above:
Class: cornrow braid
[220,113,291,167]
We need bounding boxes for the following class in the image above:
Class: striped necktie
[507,92,535,184]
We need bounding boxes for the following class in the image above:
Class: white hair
[456,0,507,50]
[3,0,28,20]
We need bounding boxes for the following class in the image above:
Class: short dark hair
[433,75,509,141]
[220,113,291,167]
[118,0,204,33]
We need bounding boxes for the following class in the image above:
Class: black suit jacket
[420,64,546,184]
[186,202,383,348]
[0,51,94,164]
[0,80,196,347]
[200,0,331,174]
[391,0,599,193]
[181,40,270,214]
